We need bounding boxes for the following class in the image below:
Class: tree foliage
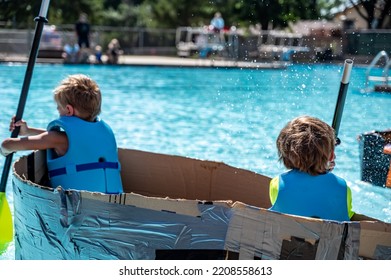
[350,0,391,29]
[0,0,389,29]
[0,0,105,27]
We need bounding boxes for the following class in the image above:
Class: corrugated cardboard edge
[81,191,233,217]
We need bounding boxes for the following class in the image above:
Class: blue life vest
[46,116,123,194]
[269,170,349,221]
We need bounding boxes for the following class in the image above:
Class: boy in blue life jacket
[1,74,123,194]
[269,115,354,222]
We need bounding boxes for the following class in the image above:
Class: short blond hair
[276,116,335,175]
[54,74,101,121]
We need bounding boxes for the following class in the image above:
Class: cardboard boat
[12,148,391,260]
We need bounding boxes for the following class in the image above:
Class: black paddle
[0,0,51,254]
[332,59,353,145]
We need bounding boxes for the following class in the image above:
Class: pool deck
[0,53,288,69]
[118,55,288,69]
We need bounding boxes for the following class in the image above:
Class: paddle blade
[0,192,13,254]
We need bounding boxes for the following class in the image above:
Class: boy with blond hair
[1,74,123,194]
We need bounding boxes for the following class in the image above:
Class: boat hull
[12,149,391,259]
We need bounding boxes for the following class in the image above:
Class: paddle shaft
[331,59,353,144]
[0,2,50,193]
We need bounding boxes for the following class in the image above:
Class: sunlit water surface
[0,62,390,259]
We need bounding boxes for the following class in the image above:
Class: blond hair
[276,116,335,175]
[54,74,101,121]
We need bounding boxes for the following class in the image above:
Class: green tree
[235,0,282,30]
[51,0,105,25]
[0,0,105,27]
[3,0,386,31]
[349,0,391,29]
[230,0,327,30]
[136,0,215,28]
[121,0,242,29]
[0,0,41,28]
[317,0,345,19]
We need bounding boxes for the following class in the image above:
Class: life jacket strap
[48,161,119,178]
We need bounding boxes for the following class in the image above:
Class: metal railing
[365,50,390,89]
[0,25,178,56]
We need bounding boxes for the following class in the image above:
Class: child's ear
[327,151,336,172]
[65,105,75,116]
[329,151,335,161]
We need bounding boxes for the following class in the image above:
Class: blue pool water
[0,62,390,259]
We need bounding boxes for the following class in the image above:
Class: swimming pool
[0,62,390,259]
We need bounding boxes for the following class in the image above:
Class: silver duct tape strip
[225,202,360,260]
[13,178,230,259]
